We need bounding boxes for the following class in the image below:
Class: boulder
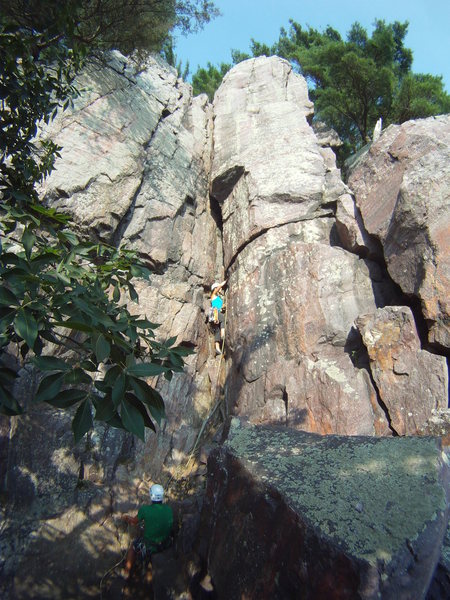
[37,51,221,479]
[348,116,450,350]
[356,306,448,435]
[197,418,450,600]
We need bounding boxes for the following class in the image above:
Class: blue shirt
[211,296,223,310]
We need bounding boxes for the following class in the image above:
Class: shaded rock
[335,193,379,258]
[348,116,450,350]
[312,120,343,148]
[197,418,450,600]
[356,306,448,435]
[426,521,450,600]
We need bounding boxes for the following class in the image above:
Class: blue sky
[175,0,450,90]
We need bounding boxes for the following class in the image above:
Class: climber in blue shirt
[210,280,226,354]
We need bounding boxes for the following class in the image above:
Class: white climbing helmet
[150,483,164,502]
[211,282,221,291]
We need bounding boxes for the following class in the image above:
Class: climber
[121,483,174,579]
[209,280,226,354]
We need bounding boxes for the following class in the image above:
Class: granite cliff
[1,52,449,599]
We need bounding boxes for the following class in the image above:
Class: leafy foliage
[0,2,205,442]
[3,1,219,57]
[192,62,230,99]
[191,19,450,157]
[161,35,190,80]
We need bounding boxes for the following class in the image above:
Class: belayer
[122,483,174,578]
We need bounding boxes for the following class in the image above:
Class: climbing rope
[100,291,229,596]
[99,521,130,599]
[167,289,228,492]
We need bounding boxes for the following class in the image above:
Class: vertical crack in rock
[209,193,224,236]
[110,96,179,249]
[363,351,399,437]
[111,173,144,247]
[282,388,289,425]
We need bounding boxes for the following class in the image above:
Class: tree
[2,0,219,57]
[0,1,221,441]
[392,73,450,123]
[273,20,415,149]
[191,19,450,158]
[161,35,190,80]
[192,62,230,99]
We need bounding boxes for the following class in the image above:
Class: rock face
[212,57,378,435]
[347,116,450,350]
[356,307,447,435]
[37,51,222,472]
[1,53,449,598]
[197,418,450,600]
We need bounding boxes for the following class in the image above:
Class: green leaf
[47,389,86,408]
[32,356,71,371]
[104,365,121,386]
[94,396,116,422]
[171,344,196,356]
[128,282,138,302]
[126,393,156,431]
[95,334,110,362]
[130,264,142,278]
[129,376,165,425]
[14,308,38,349]
[0,308,15,333]
[22,227,36,259]
[94,380,108,393]
[164,336,177,347]
[120,398,145,440]
[127,362,168,378]
[1,253,29,270]
[168,352,184,371]
[59,229,79,246]
[135,319,160,330]
[113,283,120,302]
[106,413,126,431]
[34,372,65,403]
[72,400,93,444]
[0,384,22,414]
[112,372,126,408]
[53,320,94,333]
[0,287,19,307]
[64,368,92,385]
[80,360,97,372]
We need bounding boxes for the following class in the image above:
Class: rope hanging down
[167,290,228,489]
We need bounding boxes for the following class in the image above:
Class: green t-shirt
[137,503,173,550]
